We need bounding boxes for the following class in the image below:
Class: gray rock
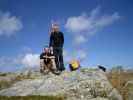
[128,92,133,100]
[108,88,123,100]
[0,69,123,100]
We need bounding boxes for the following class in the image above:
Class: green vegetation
[126,84,133,91]
[0,74,37,90]
[0,95,65,100]
[0,73,7,76]
[80,68,98,72]
[0,80,13,90]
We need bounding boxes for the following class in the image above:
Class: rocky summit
[0,68,123,100]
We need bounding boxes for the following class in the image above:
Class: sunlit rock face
[0,68,123,100]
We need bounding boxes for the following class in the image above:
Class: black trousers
[53,47,65,71]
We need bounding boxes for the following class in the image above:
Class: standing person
[49,23,65,72]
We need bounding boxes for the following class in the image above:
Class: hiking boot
[40,69,43,73]
[52,69,61,75]
[59,67,65,72]
[43,69,49,75]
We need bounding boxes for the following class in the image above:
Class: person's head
[43,47,49,54]
[51,23,59,32]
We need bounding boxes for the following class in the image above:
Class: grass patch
[0,69,44,90]
[0,73,7,77]
[0,74,37,90]
[0,81,13,90]
[107,71,133,100]
[80,68,98,72]
[0,76,21,90]
[0,95,65,100]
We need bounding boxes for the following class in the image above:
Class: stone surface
[0,69,123,100]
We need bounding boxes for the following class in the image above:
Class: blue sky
[0,0,133,72]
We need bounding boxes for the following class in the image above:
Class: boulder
[0,69,123,100]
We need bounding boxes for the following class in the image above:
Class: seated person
[40,47,60,74]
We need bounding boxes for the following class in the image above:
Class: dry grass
[107,71,133,100]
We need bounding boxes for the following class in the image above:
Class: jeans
[53,47,65,71]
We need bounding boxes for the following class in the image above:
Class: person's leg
[50,59,57,71]
[47,61,53,72]
[53,48,60,70]
[50,58,61,75]
[59,48,65,71]
[40,59,44,73]
[59,55,65,71]
[40,59,49,74]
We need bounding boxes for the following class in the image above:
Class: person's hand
[50,47,53,54]
[49,47,53,50]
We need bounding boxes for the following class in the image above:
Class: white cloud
[95,12,120,27]
[63,49,68,57]
[65,6,120,44]
[79,50,87,60]
[63,49,87,63]
[0,56,22,68]
[65,14,91,33]
[63,49,73,64]
[0,53,40,72]
[21,53,40,67]
[89,6,101,20]
[21,46,33,54]
[0,49,87,71]
[0,11,23,36]
[76,50,87,61]
[74,34,87,45]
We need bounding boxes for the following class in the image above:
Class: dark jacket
[49,32,64,48]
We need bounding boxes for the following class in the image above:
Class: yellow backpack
[70,60,80,70]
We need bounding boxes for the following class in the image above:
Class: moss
[0,95,65,100]
[0,73,7,76]
[126,84,133,91]
[100,90,108,97]
[0,76,20,90]
[80,68,98,73]
[0,81,12,90]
